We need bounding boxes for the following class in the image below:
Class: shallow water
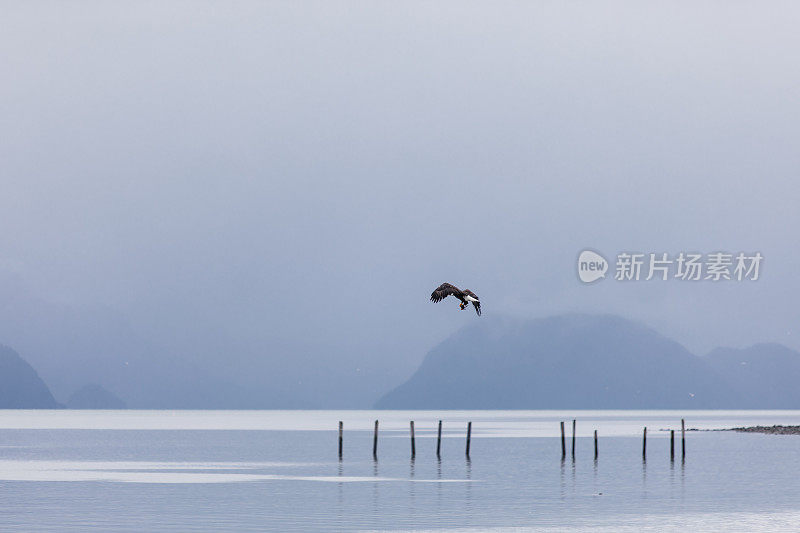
[1,410,799,531]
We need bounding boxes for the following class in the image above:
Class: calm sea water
[1,410,800,532]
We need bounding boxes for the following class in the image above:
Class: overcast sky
[2,1,799,380]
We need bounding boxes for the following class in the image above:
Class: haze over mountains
[4,313,800,410]
[3,2,800,411]
[0,345,60,408]
[377,314,800,410]
[0,278,404,408]
[66,384,127,410]
[3,0,800,412]
[705,343,800,409]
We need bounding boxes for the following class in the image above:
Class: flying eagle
[430,283,481,316]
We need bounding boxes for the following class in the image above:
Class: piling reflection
[371,458,379,514]
[336,460,344,520]
[409,457,416,512]
[571,455,576,487]
[642,456,647,495]
[465,456,473,513]
[680,454,686,499]
[669,450,675,492]
[436,457,442,508]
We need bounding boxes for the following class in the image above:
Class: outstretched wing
[463,290,481,316]
[430,283,462,303]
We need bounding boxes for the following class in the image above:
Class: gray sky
[1,1,799,396]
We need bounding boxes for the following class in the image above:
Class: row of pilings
[559,418,686,461]
[339,420,472,459]
[337,418,687,460]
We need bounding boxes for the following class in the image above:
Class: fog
[1,1,799,406]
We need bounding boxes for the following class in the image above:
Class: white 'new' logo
[578,250,608,283]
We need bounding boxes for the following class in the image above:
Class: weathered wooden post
[642,427,647,459]
[373,420,379,458]
[572,419,576,459]
[466,421,472,456]
[670,429,675,460]
[436,420,442,457]
[410,421,416,458]
[594,429,598,459]
[681,418,685,458]
[338,421,343,459]
[560,421,566,458]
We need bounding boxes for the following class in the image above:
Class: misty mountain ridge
[705,343,800,408]
[67,384,127,409]
[0,345,61,408]
[0,277,408,408]
[377,314,800,409]
[4,312,800,409]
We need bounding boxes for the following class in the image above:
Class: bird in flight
[430,283,481,316]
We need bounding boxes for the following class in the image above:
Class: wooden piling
[436,420,442,457]
[681,418,685,458]
[338,421,343,459]
[642,427,647,459]
[594,429,598,459]
[373,420,379,458]
[560,421,566,458]
[670,429,675,460]
[410,421,416,457]
[466,421,472,456]
[572,419,576,459]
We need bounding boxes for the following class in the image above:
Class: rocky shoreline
[729,425,800,435]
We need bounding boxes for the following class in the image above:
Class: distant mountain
[0,279,407,408]
[376,314,741,409]
[0,345,60,408]
[66,384,127,409]
[706,343,800,408]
